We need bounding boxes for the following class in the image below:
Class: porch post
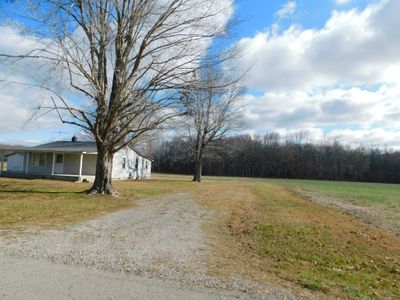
[0,151,4,176]
[51,152,55,175]
[78,153,83,181]
[25,152,29,174]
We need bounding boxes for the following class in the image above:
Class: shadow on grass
[0,189,83,195]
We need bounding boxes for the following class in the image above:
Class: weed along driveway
[0,188,296,300]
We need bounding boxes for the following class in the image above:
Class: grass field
[171,175,400,299]
[273,178,400,207]
[1,174,400,298]
[249,182,400,298]
[269,178,400,235]
[0,177,192,229]
[192,175,400,235]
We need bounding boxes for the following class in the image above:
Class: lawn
[249,182,400,299]
[195,175,400,234]
[271,178,400,207]
[0,177,191,229]
[1,174,400,298]
[189,176,400,299]
[268,179,400,235]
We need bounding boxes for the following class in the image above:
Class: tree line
[152,133,400,183]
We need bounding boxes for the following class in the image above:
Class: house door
[54,153,64,174]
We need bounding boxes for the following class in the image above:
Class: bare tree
[0,0,234,194]
[181,66,243,182]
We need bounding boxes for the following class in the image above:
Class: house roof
[0,140,152,159]
[0,141,97,154]
[35,141,98,153]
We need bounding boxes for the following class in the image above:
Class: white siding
[7,153,24,172]
[112,148,151,179]
[5,147,150,181]
[82,154,96,175]
[63,154,81,174]
[112,148,131,179]
[27,152,53,175]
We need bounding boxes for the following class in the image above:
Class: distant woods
[152,133,400,183]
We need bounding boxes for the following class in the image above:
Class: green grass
[2,174,400,299]
[0,177,191,228]
[270,178,400,207]
[198,175,400,234]
[265,178,400,236]
[187,175,400,298]
[0,178,123,228]
[193,174,400,205]
[199,175,400,208]
[249,182,400,299]
[120,179,193,197]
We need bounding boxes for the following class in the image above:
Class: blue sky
[235,0,369,38]
[231,0,400,147]
[1,0,400,147]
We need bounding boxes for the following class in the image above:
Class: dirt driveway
[0,193,298,300]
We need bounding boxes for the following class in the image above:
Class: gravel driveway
[0,192,299,299]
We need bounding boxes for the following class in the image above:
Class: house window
[135,157,139,170]
[145,161,148,170]
[122,157,126,169]
[32,153,47,167]
[56,154,63,163]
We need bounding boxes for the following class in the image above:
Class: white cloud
[236,0,400,91]
[334,0,352,5]
[0,76,59,133]
[0,0,235,142]
[275,1,297,19]
[235,0,400,147]
[327,128,400,148]
[242,84,400,130]
[0,26,45,55]
[0,26,61,135]
[258,127,400,149]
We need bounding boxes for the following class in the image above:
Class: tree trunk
[87,146,115,195]
[193,158,203,182]
[193,134,204,182]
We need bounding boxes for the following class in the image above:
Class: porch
[49,152,97,182]
[0,172,95,182]
[0,150,97,183]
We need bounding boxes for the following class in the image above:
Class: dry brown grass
[191,179,400,299]
[0,176,192,230]
[190,180,314,297]
[2,174,400,299]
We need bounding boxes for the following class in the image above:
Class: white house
[0,137,151,182]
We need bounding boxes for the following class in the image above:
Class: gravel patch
[0,192,302,299]
[1,255,254,300]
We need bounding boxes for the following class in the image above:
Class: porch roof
[0,141,152,160]
[0,141,98,154]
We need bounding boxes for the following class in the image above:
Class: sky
[0,0,400,148]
